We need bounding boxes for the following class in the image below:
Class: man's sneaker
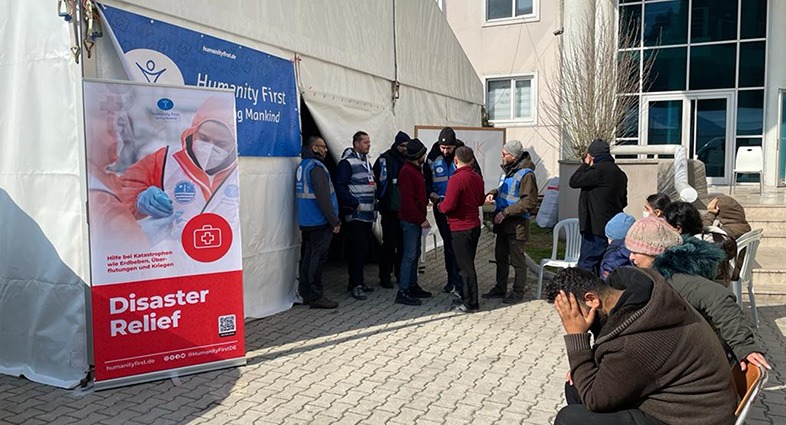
[502,292,524,304]
[395,291,423,306]
[408,284,433,298]
[379,280,394,289]
[481,287,507,299]
[310,297,339,309]
[351,285,367,300]
[451,297,464,306]
[360,284,375,293]
[442,282,454,293]
[452,303,478,313]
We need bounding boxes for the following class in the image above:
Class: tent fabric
[0,0,482,389]
[0,2,89,388]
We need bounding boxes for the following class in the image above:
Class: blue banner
[100,5,300,157]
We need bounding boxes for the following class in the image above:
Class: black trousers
[493,231,528,295]
[433,205,462,291]
[299,226,333,302]
[345,219,372,289]
[557,383,667,425]
[451,227,481,308]
[378,211,402,284]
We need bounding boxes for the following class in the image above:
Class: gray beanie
[503,140,525,159]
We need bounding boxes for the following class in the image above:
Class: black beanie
[406,139,427,160]
[393,131,410,148]
[588,138,610,156]
[438,127,456,146]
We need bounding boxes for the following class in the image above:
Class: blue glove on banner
[136,186,174,218]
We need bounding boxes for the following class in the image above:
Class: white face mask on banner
[192,140,230,172]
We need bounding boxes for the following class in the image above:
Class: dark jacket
[569,156,628,236]
[398,161,427,225]
[300,146,340,229]
[702,195,752,240]
[424,140,482,196]
[438,165,485,232]
[566,267,737,425]
[487,154,538,241]
[653,237,762,363]
[599,239,630,280]
[373,142,407,213]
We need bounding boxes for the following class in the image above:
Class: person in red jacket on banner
[121,95,240,248]
[396,139,433,306]
[437,145,486,313]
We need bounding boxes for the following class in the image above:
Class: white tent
[0,0,482,388]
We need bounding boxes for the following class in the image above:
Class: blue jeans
[578,232,609,275]
[399,221,422,292]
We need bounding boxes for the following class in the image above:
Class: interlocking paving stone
[1,228,784,424]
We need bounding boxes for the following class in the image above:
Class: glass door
[641,92,734,185]
[779,90,786,186]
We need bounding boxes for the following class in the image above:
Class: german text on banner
[84,80,245,388]
[99,4,300,157]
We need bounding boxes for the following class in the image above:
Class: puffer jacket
[653,237,762,363]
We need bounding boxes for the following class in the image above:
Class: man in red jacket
[438,146,485,312]
[396,139,433,306]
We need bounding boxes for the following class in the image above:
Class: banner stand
[94,358,246,391]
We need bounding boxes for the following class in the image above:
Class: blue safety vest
[342,150,377,223]
[496,168,533,219]
[296,158,338,227]
[430,155,456,197]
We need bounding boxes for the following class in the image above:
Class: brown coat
[703,195,752,240]
[566,268,737,425]
[487,156,538,241]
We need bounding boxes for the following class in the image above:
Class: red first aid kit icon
[193,225,222,249]
[182,213,233,262]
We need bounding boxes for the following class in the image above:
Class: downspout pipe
[610,145,699,202]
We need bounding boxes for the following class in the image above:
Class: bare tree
[545,4,651,159]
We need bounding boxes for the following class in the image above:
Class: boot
[395,291,422,306]
[408,283,433,298]
[310,297,339,309]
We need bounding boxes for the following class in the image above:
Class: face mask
[642,211,650,218]
[192,140,231,172]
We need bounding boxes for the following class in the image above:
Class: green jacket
[653,237,762,362]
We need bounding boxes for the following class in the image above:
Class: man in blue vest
[296,136,340,309]
[425,127,477,296]
[373,131,410,289]
[483,140,539,304]
[335,131,377,300]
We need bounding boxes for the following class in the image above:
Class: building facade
[442,0,563,185]
[444,0,786,187]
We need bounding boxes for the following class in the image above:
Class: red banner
[84,80,246,387]
[92,271,244,380]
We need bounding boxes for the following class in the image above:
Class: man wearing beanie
[373,131,410,289]
[483,139,539,304]
[599,212,635,280]
[625,217,770,373]
[424,127,483,295]
[396,139,433,305]
[569,138,628,275]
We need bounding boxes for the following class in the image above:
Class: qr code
[218,314,236,336]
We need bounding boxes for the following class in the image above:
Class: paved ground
[1,228,785,424]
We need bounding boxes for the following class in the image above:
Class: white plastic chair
[536,218,581,299]
[729,228,764,327]
[730,146,763,195]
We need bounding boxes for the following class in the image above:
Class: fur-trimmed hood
[652,235,725,280]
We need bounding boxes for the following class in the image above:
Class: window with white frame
[486,0,535,21]
[486,76,534,122]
